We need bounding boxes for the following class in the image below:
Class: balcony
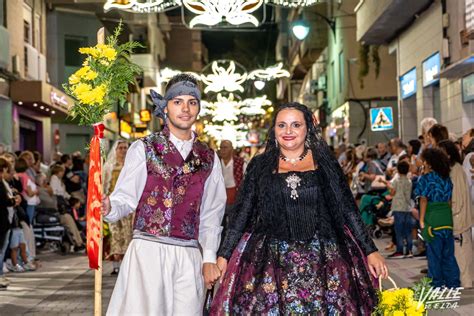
[131,53,158,87]
[0,26,9,69]
[356,0,434,45]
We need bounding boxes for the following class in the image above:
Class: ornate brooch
[285,173,302,200]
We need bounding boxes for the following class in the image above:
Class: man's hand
[202,263,221,290]
[101,195,111,216]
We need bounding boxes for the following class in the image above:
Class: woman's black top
[0,180,16,245]
[218,154,377,260]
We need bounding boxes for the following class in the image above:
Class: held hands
[367,252,389,279]
[203,263,222,290]
[216,257,228,280]
[101,195,111,216]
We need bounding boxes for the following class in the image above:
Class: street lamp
[291,20,310,40]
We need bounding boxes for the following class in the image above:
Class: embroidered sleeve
[217,158,259,260]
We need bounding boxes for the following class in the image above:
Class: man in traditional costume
[103,74,226,315]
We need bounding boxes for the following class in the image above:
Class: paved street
[0,238,473,315]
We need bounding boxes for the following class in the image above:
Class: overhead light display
[182,0,264,28]
[158,61,289,93]
[201,61,247,93]
[266,0,321,7]
[248,62,291,80]
[104,0,180,13]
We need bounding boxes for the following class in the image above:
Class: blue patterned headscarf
[150,81,201,120]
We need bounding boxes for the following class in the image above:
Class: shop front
[10,81,72,161]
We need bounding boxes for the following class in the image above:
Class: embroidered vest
[134,128,215,240]
[233,156,245,189]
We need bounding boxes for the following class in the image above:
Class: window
[65,35,88,67]
[338,51,344,93]
[0,0,6,27]
[23,4,32,44]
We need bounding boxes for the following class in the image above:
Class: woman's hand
[216,257,228,283]
[367,252,388,279]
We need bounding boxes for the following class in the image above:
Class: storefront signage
[423,52,440,87]
[370,107,394,131]
[50,91,69,110]
[400,67,417,99]
[462,73,474,102]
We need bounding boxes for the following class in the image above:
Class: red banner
[86,123,104,269]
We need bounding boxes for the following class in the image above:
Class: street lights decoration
[104,0,179,13]
[247,62,291,80]
[182,0,264,28]
[201,60,247,93]
[291,20,311,40]
[266,0,322,7]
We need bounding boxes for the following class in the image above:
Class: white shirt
[50,175,71,199]
[105,132,226,263]
[220,158,247,188]
[387,150,407,170]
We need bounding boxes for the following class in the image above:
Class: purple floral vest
[134,128,215,240]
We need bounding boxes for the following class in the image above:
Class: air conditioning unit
[12,55,21,74]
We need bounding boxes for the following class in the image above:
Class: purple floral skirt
[210,229,378,315]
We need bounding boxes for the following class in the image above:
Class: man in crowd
[376,142,391,171]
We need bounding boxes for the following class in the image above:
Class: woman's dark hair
[408,139,422,156]
[60,154,71,164]
[397,161,410,175]
[428,124,449,145]
[72,157,84,171]
[15,158,29,173]
[365,147,378,160]
[420,148,451,178]
[437,140,462,166]
[165,73,199,91]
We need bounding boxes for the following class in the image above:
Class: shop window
[65,35,87,67]
[24,20,30,43]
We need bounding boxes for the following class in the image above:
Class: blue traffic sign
[370,107,394,131]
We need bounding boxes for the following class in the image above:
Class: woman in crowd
[415,148,460,288]
[211,103,387,315]
[438,140,473,288]
[428,124,449,148]
[15,158,40,225]
[103,140,132,275]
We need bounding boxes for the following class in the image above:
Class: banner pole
[94,27,105,316]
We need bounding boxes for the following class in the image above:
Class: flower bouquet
[373,276,427,316]
[63,21,142,126]
[63,21,142,272]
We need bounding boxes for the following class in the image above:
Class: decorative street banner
[86,123,104,269]
[370,107,394,131]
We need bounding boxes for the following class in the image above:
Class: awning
[438,54,474,80]
[10,81,73,117]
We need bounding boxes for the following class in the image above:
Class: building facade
[357,0,474,141]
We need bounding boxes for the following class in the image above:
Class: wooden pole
[94,27,105,316]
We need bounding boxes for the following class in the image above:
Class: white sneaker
[11,264,25,273]
[2,265,8,274]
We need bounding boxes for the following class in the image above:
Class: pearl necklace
[279,148,309,166]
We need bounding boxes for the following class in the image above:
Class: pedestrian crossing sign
[370,107,393,131]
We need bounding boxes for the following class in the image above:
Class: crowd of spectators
[0,148,88,290]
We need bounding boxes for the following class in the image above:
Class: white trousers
[454,228,473,288]
[106,239,205,316]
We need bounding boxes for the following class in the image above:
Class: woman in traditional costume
[211,103,388,315]
[103,140,133,275]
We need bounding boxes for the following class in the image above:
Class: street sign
[422,52,440,87]
[400,67,417,99]
[370,107,394,131]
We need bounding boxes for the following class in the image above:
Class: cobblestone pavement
[0,238,472,315]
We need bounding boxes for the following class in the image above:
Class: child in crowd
[415,148,460,288]
[9,208,36,272]
[385,161,413,259]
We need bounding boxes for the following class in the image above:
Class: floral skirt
[211,230,378,315]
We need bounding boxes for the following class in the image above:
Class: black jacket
[0,180,16,246]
